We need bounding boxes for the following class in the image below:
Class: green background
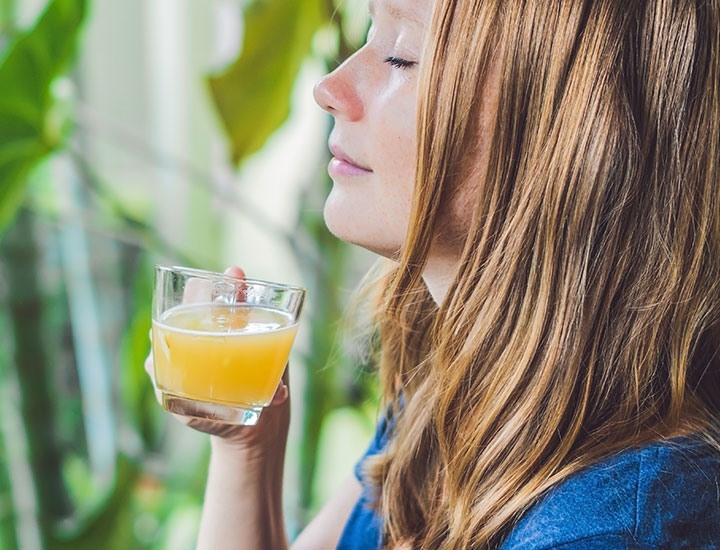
[0,0,380,547]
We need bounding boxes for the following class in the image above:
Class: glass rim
[155,264,307,294]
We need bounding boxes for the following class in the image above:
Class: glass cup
[151,265,306,426]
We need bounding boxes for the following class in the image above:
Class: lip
[328,144,373,177]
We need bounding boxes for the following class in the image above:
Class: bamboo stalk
[0,353,40,550]
[55,155,117,483]
[0,209,73,545]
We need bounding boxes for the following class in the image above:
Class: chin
[323,214,397,259]
[323,194,406,259]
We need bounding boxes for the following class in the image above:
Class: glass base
[161,392,262,426]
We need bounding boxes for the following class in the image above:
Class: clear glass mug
[151,266,306,426]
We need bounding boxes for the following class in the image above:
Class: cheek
[432,139,487,253]
[323,76,420,257]
[433,75,500,251]
[371,82,419,184]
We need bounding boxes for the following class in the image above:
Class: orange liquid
[152,303,298,407]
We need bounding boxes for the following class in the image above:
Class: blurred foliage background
[0,0,380,548]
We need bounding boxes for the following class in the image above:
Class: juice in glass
[152,303,298,408]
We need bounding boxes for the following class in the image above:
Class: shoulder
[501,437,720,550]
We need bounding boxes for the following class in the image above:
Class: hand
[144,265,291,457]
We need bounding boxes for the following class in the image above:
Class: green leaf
[0,0,86,234]
[207,0,326,165]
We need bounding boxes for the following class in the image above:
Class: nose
[313,60,364,122]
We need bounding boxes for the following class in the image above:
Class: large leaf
[207,0,325,165]
[0,0,86,234]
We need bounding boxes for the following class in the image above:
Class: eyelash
[384,56,417,70]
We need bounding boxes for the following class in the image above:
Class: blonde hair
[363,1,720,548]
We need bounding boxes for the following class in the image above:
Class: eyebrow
[368,0,425,29]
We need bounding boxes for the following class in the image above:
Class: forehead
[368,0,429,29]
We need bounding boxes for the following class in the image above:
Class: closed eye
[384,56,417,70]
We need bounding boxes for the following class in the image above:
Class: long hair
[362,1,720,548]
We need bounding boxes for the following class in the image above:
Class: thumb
[224,265,247,302]
[224,265,246,279]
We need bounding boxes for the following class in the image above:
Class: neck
[422,255,457,305]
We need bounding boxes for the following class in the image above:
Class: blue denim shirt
[337,414,720,550]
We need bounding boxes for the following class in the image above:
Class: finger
[224,265,247,302]
[281,363,290,386]
[223,265,246,279]
[268,364,290,406]
[144,354,154,380]
[270,382,289,405]
[183,277,213,305]
[144,355,164,406]
[182,267,246,306]
[171,412,192,426]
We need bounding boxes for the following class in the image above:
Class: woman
[146,0,720,548]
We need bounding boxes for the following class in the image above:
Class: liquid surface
[152,303,298,407]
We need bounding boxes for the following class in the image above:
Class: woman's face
[313,0,433,259]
